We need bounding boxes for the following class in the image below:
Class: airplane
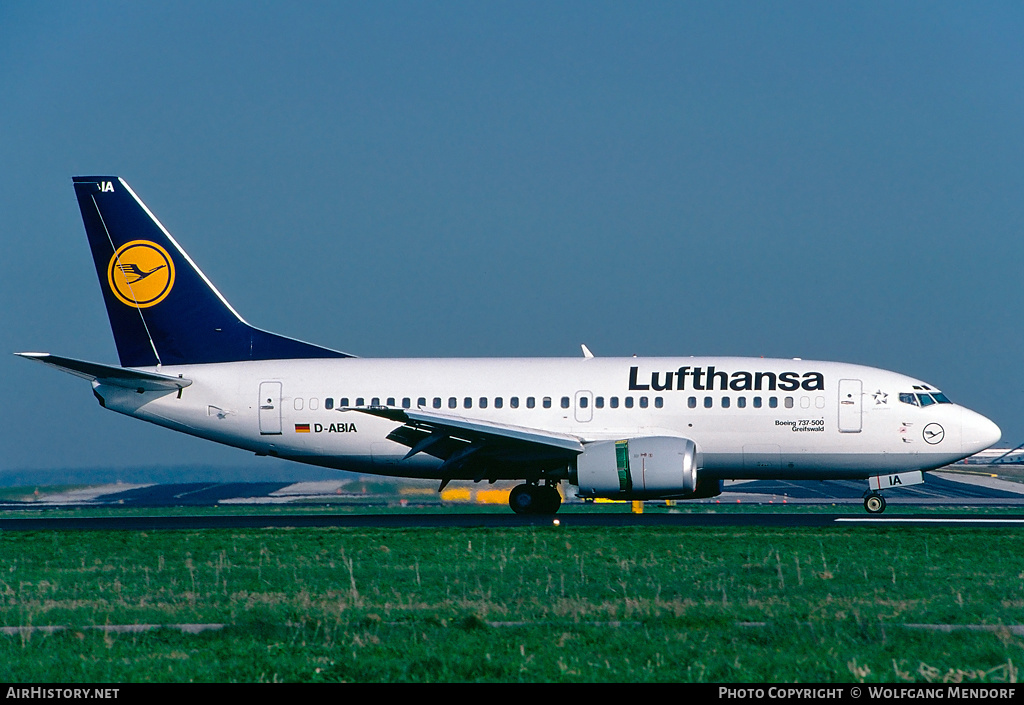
[16,176,1002,515]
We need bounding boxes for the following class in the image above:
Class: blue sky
[2,2,1023,476]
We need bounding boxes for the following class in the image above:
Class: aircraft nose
[961,407,1001,455]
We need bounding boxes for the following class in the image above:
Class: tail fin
[73,176,351,367]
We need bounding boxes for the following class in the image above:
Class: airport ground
[2,466,1024,683]
[2,507,1024,682]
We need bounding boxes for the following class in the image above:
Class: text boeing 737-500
[16,177,1002,514]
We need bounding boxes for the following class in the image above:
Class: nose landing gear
[863,492,887,514]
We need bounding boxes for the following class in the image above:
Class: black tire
[538,485,562,515]
[509,485,536,515]
[509,484,562,515]
[864,494,886,514]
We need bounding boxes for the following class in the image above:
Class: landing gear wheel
[537,484,562,515]
[509,485,537,515]
[864,493,886,514]
[509,484,562,515]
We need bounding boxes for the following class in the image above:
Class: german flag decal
[295,424,310,433]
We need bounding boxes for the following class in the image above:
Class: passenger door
[838,379,862,433]
[259,381,282,435]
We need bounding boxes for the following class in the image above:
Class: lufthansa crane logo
[107,240,175,308]
[923,423,945,445]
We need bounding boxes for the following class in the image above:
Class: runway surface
[3,511,1024,531]
[1,469,1023,530]
[6,470,1024,508]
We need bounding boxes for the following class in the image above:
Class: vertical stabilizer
[72,176,351,367]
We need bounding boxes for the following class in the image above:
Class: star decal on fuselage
[872,390,888,405]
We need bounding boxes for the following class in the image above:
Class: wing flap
[343,406,584,480]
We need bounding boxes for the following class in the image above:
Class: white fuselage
[92,355,1001,484]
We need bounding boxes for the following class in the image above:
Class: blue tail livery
[72,176,350,367]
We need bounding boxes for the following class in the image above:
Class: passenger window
[625,397,634,408]
[294,398,303,411]
[371,397,380,407]
[356,397,365,407]
[688,396,697,408]
[418,397,426,408]
[561,396,570,409]
[579,396,589,408]
[704,396,713,408]
[479,397,488,409]
[386,397,395,407]
[769,397,778,408]
[433,397,441,409]
[543,397,552,409]
[527,397,536,408]
[784,397,794,408]
[325,398,334,410]
[403,398,412,409]
[639,396,648,408]
[464,397,473,409]
[753,396,762,408]
[655,397,664,408]
[610,397,619,408]
[448,397,457,409]
[510,397,520,409]
[341,398,349,407]
[737,397,746,408]
[494,397,502,408]
[595,397,604,408]
[721,397,730,408]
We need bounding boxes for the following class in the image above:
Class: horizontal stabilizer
[15,353,192,391]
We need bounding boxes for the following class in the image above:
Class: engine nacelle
[574,436,716,500]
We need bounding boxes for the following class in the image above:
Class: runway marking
[836,518,1024,524]
[739,621,1024,635]
[0,624,224,636]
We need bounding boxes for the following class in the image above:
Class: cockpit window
[901,390,953,406]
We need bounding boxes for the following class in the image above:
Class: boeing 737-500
[16,177,1002,514]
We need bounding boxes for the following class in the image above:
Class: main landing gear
[509,483,562,515]
[863,492,887,514]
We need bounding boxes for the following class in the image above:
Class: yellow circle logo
[107,240,175,308]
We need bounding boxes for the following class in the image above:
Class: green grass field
[1,523,1022,682]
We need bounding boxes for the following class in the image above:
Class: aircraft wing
[15,353,192,391]
[345,406,584,482]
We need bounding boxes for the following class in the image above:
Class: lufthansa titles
[629,366,825,393]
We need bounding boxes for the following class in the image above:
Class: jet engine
[573,436,719,500]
